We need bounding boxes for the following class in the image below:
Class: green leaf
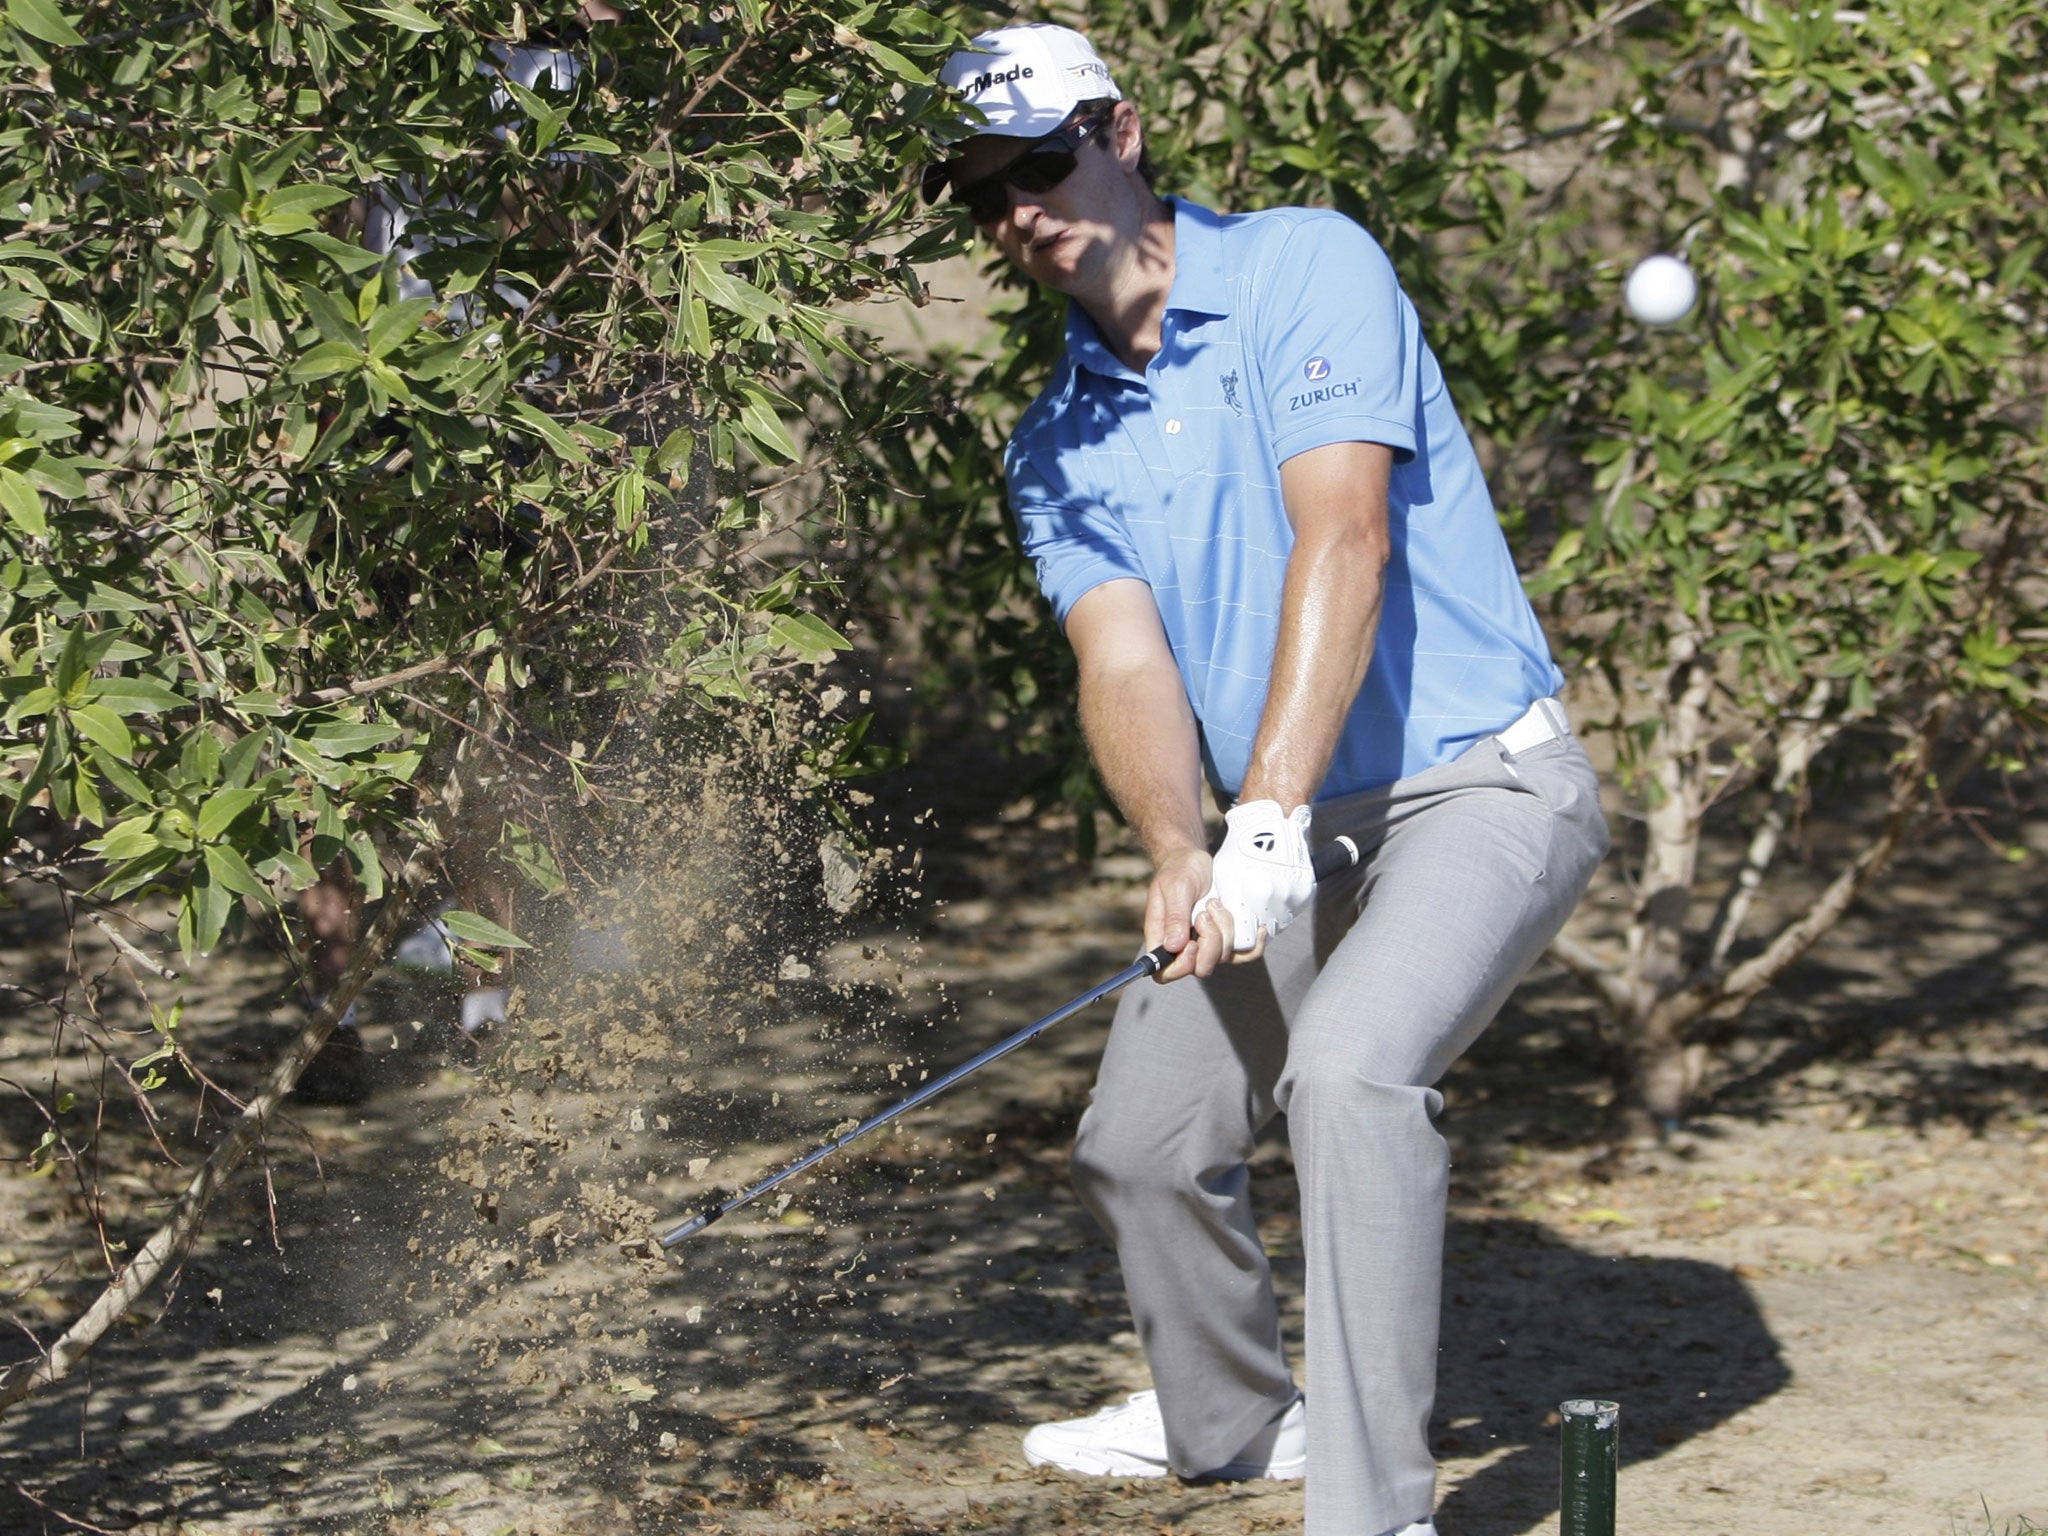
[7,713,65,823]
[66,703,133,757]
[299,719,403,755]
[502,821,568,897]
[181,868,232,957]
[654,428,694,475]
[365,296,434,360]
[261,183,354,221]
[289,231,386,275]
[6,684,61,721]
[255,845,321,890]
[203,841,271,901]
[218,727,270,786]
[79,581,153,616]
[437,908,531,950]
[300,283,362,345]
[86,744,152,803]
[505,398,590,464]
[6,0,83,47]
[690,259,783,326]
[196,786,262,841]
[87,677,191,716]
[347,829,385,902]
[228,690,289,719]
[52,622,92,698]
[691,239,774,262]
[354,0,440,31]
[90,817,159,863]
[99,847,179,903]
[768,612,848,665]
[736,388,801,463]
[290,340,364,382]
[179,722,221,785]
[612,469,646,528]
[49,299,99,344]
[0,466,46,537]
[861,38,926,83]
[411,240,498,299]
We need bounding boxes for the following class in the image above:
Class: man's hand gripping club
[1149,800,1315,980]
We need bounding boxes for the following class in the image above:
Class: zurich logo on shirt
[1303,356,1331,382]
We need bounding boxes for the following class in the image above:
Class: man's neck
[1075,195,1177,374]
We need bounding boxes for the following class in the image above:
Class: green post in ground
[1559,1398,1619,1536]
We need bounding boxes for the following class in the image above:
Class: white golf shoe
[1022,1390,1306,1480]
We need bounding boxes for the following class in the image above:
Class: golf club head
[658,1188,732,1250]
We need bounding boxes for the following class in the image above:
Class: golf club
[656,835,1362,1249]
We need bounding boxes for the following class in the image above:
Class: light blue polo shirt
[1005,198,1564,801]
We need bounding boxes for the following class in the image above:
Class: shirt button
[1165,419,1183,435]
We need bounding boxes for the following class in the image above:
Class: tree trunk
[1618,630,1711,1124]
[1549,700,1943,1134]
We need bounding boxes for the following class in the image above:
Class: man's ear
[1109,101,1146,171]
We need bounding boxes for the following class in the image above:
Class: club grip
[1310,835,1361,882]
[1140,835,1360,975]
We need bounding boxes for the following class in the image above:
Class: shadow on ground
[1430,1217,1786,1535]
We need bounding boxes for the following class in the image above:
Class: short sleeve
[1006,444,1146,628]
[1253,215,1425,466]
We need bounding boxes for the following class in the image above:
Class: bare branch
[7,1481,127,1535]
[1661,707,1949,1033]
[85,913,176,981]
[1545,928,1635,1019]
[1701,683,1841,968]
[1625,627,1713,992]
[1712,800,1909,1009]
[298,655,459,708]
[1549,0,1667,57]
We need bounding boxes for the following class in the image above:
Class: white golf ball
[1624,254,1697,326]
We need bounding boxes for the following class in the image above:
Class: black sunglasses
[945,110,1114,226]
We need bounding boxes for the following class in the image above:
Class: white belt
[1496,696,1570,756]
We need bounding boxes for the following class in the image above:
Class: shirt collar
[1161,197,1232,319]
[1062,304,1131,384]
[1060,197,1232,387]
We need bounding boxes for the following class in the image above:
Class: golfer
[921,24,1609,1536]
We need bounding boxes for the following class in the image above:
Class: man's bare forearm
[1238,442,1394,809]
[1064,578,1232,977]
[1080,654,1207,864]
[1237,526,1388,807]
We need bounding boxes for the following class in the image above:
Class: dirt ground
[1,761,2044,1536]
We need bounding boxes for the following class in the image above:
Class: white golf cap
[939,24,1120,139]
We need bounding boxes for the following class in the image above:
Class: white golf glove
[1195,799,1315,954]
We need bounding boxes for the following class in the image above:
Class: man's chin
[1024,233,1092,289]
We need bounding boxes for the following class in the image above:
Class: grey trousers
[1071,725,1608,1535]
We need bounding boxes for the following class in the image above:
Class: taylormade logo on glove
[1196,800,1316,953]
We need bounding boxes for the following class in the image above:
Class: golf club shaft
[657,950,1156,1247]
[656,834,1360,1249]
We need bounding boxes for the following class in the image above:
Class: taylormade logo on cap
[966,63,1035,97]
[939,23,1121,139]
